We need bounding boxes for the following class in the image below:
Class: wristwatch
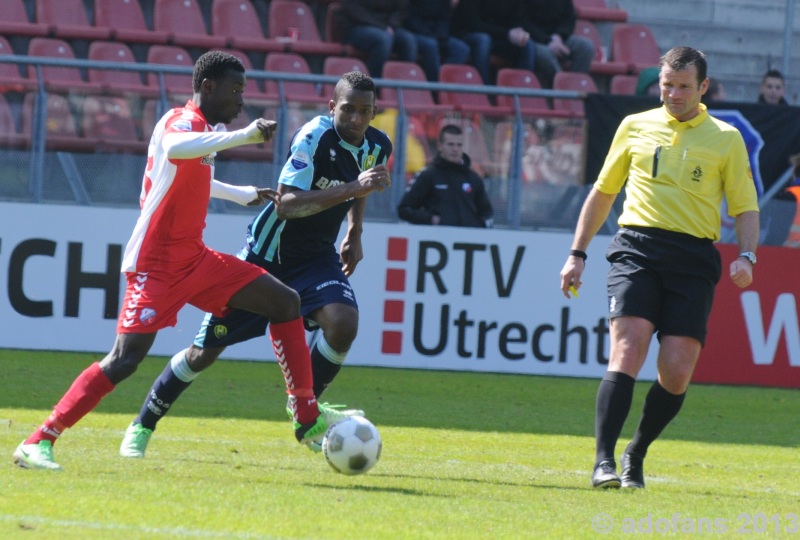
[739,251,757,265]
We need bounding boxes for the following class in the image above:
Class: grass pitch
[0,349,798,539]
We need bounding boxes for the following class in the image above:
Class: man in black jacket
[398,124,494,228]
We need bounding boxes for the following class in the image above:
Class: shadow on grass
[2,349,798,449]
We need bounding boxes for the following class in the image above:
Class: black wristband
[570,249,587,261]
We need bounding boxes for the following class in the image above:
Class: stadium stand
[267,0,347,57]
[216,47,271,103]
[35,0,112,41]
[611,23,661,74]
[0,0,50,38]
[609,73,638,95]
[27,38,104,93]
[81,95,146,154]
[380,61,450,112]
[324,2,363,61]
[145,45,194,98]
[552,71,598,117]
[153,0,227,50]
[21,92,97,152]
[495,68,565,118]
[0,93,27,148]
[321,55,368,99]
[572,0,628,23]
[211,0,285,54]
[438,64,509,116]
[0,36,37,92]
[95,0,170,46]
[573,19,628,77]
[87,41,158,97]
[263,52,327,104]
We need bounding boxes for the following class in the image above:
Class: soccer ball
[322,416,382,476]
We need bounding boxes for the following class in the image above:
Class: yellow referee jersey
[595,103,759,240]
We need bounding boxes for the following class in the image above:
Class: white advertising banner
[0,202,659,380]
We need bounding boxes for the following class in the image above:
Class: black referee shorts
[606,226,722,345]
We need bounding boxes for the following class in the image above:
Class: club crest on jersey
[363,154,376,170]
[201,155,214,166]
[140,308,157,326]
[214,325,228,339]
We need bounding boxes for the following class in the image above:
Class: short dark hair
[192,51,245,92]
[660,47,707,85]
[333,71,375,101]
[439,124,463,142]
[762,69,785,83]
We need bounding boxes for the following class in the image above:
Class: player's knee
[186,346,222,372]
[271,288,301,322]
[325,322,358,351]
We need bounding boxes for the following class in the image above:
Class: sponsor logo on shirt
[291,150,310,170]
[172,119,192,132]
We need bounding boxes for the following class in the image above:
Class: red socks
[269,318,318,425]
[26,362,115,445]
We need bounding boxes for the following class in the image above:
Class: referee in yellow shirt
[559,46,759,489]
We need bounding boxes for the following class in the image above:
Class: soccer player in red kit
[13,51,327,471]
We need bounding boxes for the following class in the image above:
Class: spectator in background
[404,0,470,82]
[635,66,660,97]
[450,0,535,85]
[705,77,727,102]
[758,69,788,105]
[398,124,494,228]
[522,0,595,88]
[337,0,417,78]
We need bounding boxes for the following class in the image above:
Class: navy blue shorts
[606,226,721,345]
[193,251,357,348]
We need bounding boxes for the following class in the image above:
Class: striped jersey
[246,115,392,263]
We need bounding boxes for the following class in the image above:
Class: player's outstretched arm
[164,119,277,159]
[210,180,279,206]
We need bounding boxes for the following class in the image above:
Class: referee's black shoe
[591,459,621,489]
[620,448,645,488]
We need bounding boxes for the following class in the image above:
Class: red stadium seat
[0,36,37,92]
[81,96,146,154]
[321,56,368,99]
[95,0,170,45]
[0,0,49,38]
[611,23,661,74]
[609,74,638,95]
[438,64,509,116]
[0,93,28,148]
[146,45,195,97]
[87,41,157,97]
[264,52,326,104]
[268,0,346,56]
[27,38,103,93]
[35,0,112,41]
[381,61,450,112]
[552,71,598,117]
[573,19,628,77]
[21,92,98,152]
[573,0,628,22]
[154,0,227,50]
[495,68,565,118]
[211,0,285,54]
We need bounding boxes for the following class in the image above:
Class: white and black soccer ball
[322,416,382,476]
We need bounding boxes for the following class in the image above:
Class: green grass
[0,349,798,539]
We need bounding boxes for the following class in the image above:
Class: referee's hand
[729,258,753,288]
